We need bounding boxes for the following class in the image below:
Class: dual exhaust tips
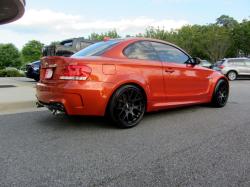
[51,109,65,116]
[36,101,66,115]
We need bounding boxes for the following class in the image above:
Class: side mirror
[190,57,201,65]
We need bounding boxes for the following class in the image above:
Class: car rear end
[25,61,40,80]
[213,59,228,74]
[36,39,125,116]
[36,56,115,116]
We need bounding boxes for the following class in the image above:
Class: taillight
[59,65,91,80]
[219,65,225,69]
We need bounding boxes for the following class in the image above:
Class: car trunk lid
[40,56,74,84]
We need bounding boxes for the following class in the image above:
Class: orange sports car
[36,37,229,128]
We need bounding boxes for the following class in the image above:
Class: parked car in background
[200,60,213,69]
[42,37,98,57]
[25,61,40,81]
[213,58,250,80]
[4,67,24,74]
[36,37,229,128]
[4,67,17,70]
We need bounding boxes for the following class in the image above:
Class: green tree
[216,15,238,28]
[174,25,195,55]
[232,19,250,57]
[21,40,44,63]
[0,43,22,69]
[88,29,121,41]
[50,41,61,45]
[197,24,232,63]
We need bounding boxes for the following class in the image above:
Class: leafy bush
[0,70,25,77]
[0,70,6,77]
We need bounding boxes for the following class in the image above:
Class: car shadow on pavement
[36,104,206,130]
[35,103,220,130]
[37,111,119,130]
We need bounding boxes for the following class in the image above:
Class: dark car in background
[42,37,98,57]
[200,60,213,69]
[25,61,40,81]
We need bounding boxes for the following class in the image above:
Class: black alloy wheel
[108,85,146,128]
[211,79,229,107]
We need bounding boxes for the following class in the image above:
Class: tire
[227,71,237,81]
[108,85,146,128]
[210,79,229,107]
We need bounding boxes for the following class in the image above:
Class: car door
[123,41,166,101]
[244,59,250,75]
[235,59,248,75]
[151,42,210,101]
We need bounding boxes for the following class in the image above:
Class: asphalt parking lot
[0,78,250,186]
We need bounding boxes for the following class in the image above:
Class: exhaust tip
[51,109,56,115]
[51,109,65,116]
[36,102,44,108]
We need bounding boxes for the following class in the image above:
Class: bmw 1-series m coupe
[36,37,229,128]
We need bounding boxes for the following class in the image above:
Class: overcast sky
[1,0,249,50]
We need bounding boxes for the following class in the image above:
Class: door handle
[165,68,175,73]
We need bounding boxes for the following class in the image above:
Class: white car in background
[213,58,250,80]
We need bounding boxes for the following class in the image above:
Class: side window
[62,41,73,46]
[151,42,189,63]
[80,42,93,49]
[235,59,245,66]
[228,60,235,65]
[123,41,160,61]
[244,59,250,66]
[202,61,211,66]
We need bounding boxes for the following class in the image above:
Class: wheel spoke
[131,113,137,121]
[133,91,139,100]
[128,90,134,100]
[121,94,126,101]
[117,109,125,116]
[122,113,127,121]
[133,98,142,102]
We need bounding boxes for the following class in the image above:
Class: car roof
[219,58,247,60]
[29,61,40,65]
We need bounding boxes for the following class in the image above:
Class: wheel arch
[208,71,229,99]
[209,77,229,100]
[210,78,229,107]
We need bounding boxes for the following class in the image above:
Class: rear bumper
[36,81,116,116]
[25,71,39,79]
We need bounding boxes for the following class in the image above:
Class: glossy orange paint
[36,38,229,116]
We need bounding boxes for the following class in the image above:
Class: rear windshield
[214,60,225,67]
[31,61,40,65]
[61,41,73,46]
[73,40,122,57]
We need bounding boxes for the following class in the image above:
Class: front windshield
[73,39,122,57]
